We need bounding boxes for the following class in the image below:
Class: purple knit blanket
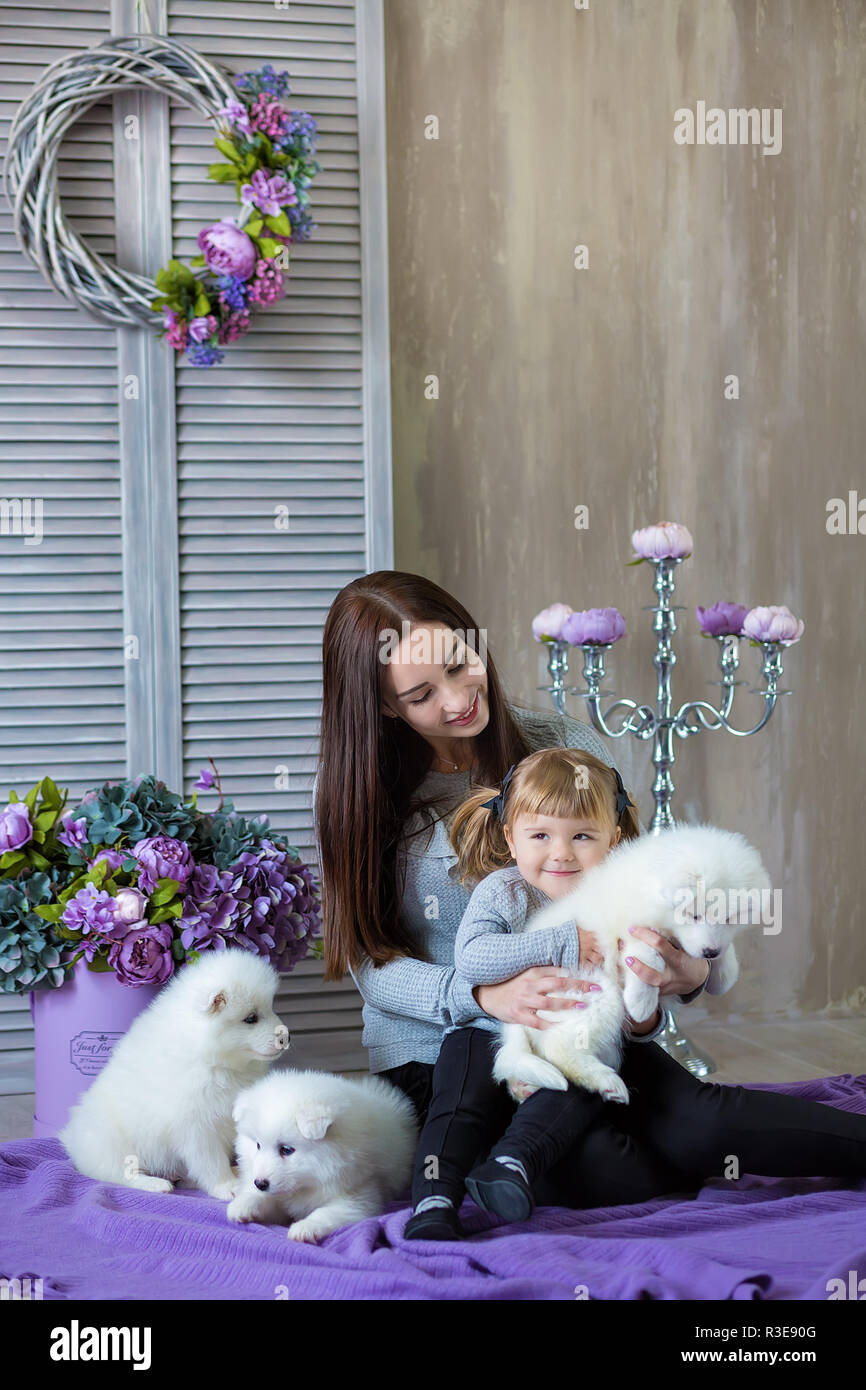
[2,1072,865,1301]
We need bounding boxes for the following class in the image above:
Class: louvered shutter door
[0,0,387,1091]
[0,2,126,1093]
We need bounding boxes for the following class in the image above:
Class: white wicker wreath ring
[2,35,238,328]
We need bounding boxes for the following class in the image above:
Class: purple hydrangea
[132,836,195,895]
[216,275,251,312]
[179,841,319,970]
[61,883,126,960]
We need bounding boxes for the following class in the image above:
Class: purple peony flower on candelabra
[630,521,694,561]
[108,924,175,987]
[197,221,258,280]
[531,603,574,642]
[696,602,749,637]
[742,605,805,646]
[561,607,627,646]
[132,836,195,895]
[0,802,32,853]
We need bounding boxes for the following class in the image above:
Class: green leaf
[39,777,63,809]
[0,849,27,873]
[34,807,60,832]
[148,905,172,924]
[165,900,183,918]
[245,217,264,238]
[86,954,114,973]
[190,254,206,267]
[34,904,64,923]
[207,162,242,183]
[239,152,258,176]
[24,784,40,814]
[264,211,291,237]
[150,296,168,311]
[28,850,52,871]
[257,237,280,259]
[193,292,211,319]
[214,137,243,165]
[170,938,186,962]
[149,877,181,906]
[167,259,196,288]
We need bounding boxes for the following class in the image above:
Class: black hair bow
[480,764,517,822]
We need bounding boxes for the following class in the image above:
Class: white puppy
[227,1069,417,1243]
[494,823,771,1103]
[60,949,289,1198]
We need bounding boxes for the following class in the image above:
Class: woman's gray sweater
[346,705,719,1072]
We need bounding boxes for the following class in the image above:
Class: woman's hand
[618,927,710,1033]
[474,966,599,1029]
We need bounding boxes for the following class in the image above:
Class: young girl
[404,747,650,1239]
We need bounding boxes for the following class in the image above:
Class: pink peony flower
[531,603,574,643]
[631,522,694,561]
[561,608,627,646]
[197,221,258,280]
[742,605,805,646]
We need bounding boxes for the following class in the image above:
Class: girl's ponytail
[449,787,513,886]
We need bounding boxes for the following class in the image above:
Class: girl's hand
[577,927,605,968]
[474,966,599,1030]
[617,927,711,1001]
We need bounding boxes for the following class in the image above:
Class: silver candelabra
[538,555,794,1075]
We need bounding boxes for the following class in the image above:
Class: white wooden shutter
[0,0,391,1090]
[0,1,127,1091]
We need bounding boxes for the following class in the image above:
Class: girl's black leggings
[382,1024,866,1211]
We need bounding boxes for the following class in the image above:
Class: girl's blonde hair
[449,747,640,887]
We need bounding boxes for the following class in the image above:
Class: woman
[316,570,866,1219]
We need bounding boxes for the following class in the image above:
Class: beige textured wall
[383,0,866,1020]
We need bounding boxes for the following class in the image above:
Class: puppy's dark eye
[243,1013,259,1025]
[256,1141,261,1151]
[278,1145,295,1158]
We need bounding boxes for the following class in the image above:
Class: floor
[2,1015,864,1143]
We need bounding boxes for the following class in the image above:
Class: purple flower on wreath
[186,342,225,368]
[215,95,253,139]
[248,93,289,140]
[108,924,175,987]
[188,314,218,344]
[235,64,291,102]
[240,168,298,217]
[132,836,195,895]
[163,308,188,351]
[216,275,251,313]
[248,259,285,307]
[217,309,252,346]
[197,221,258,280]
[274,111,318,158]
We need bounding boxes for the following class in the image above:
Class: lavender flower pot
[28,968,161,1139]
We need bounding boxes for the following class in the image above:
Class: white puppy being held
[493,823,771,1103]
[227,1069,417,1243]
[60,949,289,1198]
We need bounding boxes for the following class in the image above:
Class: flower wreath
[3,38,320,370]
[155,62,321,367]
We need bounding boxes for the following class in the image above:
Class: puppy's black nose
[702,948,720,959]
[254,1178,270,1191]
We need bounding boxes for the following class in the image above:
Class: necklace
[432,753,461,772]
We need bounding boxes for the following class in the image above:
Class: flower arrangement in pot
[0,763,320,991]
[0,764,321,1135]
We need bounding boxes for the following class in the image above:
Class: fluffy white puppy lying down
[227,1070,417,1243]
[494,823,771,1103]
[60,950,289,1197]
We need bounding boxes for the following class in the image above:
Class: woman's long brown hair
[316,570,532,978]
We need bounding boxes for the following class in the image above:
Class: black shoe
[403,1204,464,1241]
[465,1158,535,1222]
